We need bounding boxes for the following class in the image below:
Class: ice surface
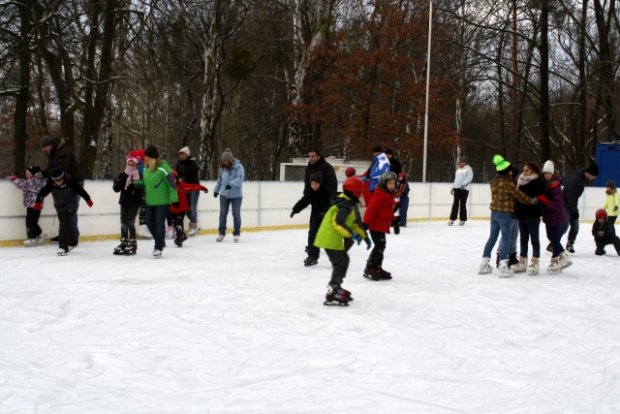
[1,221,619,413]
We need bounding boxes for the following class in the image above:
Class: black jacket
[176,158,200,184]
[563,169,587,216]
[37,175,91,214]
[292,185,333,216]
[514,175,546,220]
[45,139,83,183]
[592,220,616,241]
[113,173,144,206]
[304,157,338,199]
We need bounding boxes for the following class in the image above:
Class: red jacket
[363,186,395,233]
[170,182,207,214]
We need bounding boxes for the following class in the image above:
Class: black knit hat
[50,168,65,181]
[144,144,159,159]
[585,163,599,176]
[605,180,616,190]
[27,166,41,176]
[372,145,383,153]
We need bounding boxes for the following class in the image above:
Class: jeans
[546,224,565,257]
[325,249,350,286]
[186,191,200,224]
[563,207,579,244]
[399,195,409,225]
[146,205,169,250]
[519,218,541,258]
[449,189,469,221]
[120,204,140,239]
[219,196,242,236]
[482,211,513,260]
[70,192,81,239]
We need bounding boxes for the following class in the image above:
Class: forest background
[1,0,618,182]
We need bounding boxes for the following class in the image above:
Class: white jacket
[452,165,473,190]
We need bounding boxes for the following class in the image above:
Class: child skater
[112,155,144,255]
[539,160,571,272]
[34,168,93,256]
[363,171,398,280]
[592,209,620,255]
[10,166,46,246]
[314,176,371,306]
[602,180,619,229]
[394,172,410,227]
[170,171,208,247]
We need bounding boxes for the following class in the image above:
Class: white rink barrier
[0,180,607,244]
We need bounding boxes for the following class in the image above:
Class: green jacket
[133,160,178,206]
[314,193,366,251]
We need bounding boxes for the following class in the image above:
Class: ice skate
[24,238,38,247]
[559,251,572,269]
[57,247,68,256]
[234,235,240,243]
[448,220,454,226]
[566,241,575,253]
[546,257,561,274]
[303,256,318,267]
[153,249,162,258]
[376,266,392,280]
[113,238,128,255]
[124,239,137,255]
[512,256,527,273]
[497,259,514,278]
[459,221,465,226]
[526,257,539,276]
[363,264,383,281]
[174,226,187,247]
[324,284,352,306]
[216,234,225,242]
[478,258,493,274]
[165,225,175,239]
[188,223,199,237]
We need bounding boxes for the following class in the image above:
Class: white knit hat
[178,146,191,156]
[542,160,554,174]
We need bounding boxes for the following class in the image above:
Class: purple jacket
[541,176,566,226]
[13,177,45,208]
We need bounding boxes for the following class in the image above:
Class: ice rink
[1,221,619,413]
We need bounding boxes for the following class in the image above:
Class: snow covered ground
[1,221,619,414]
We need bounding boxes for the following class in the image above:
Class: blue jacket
[214,159,244,199]
[369,153,390,191]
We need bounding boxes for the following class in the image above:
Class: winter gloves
[352,233,373,250]
[214,185,231,197]
[33,202,42,211]
[86,200,94,207]
[214,192,219,198]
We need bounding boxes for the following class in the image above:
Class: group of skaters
[289,146,410,306]
[10,136,244,257]
[475,154,619,278]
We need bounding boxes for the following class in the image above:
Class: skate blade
[57,252,68,256]
[363,273,381,281]
[323,300,349,306]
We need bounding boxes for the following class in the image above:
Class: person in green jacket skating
[132,145,178,258]
[314,176,371,306]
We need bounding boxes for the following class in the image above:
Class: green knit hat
[493,154,511,172]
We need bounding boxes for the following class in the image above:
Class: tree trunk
[13,1,33,175]
[593,0,617,143]
[540,0,550,161]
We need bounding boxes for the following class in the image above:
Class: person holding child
[10,166,46,246]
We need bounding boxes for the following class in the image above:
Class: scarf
[517,172,538,187]
[125,165,140,189]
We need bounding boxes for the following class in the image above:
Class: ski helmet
[379,171,398,186]
[343,176,364,199]
[595,209,608,220]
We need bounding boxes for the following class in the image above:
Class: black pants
[306,209,323,259]
[26,207,42,239]
[120,204,140,239]
[57,210,77,251]
[172,211,187,238]
[595,235,620,255]
[368,230,387,267]
[325,249,350,286]
[449,189,469,221]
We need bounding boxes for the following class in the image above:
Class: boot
[113,238,128,255]
[498,259,514,278]
[512,256,527,273]
[363,264,383,281]
[324,284,352,306]
[376,266,392,280]
[526,257,539,276]
[124,239,137,255]
[547,257,561,274]
[174,225,187,247]
[188,222,199,237]
[508,253,519,268]
[559,251,572,269]
[566,241,575,253]
[478,258,493,274]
